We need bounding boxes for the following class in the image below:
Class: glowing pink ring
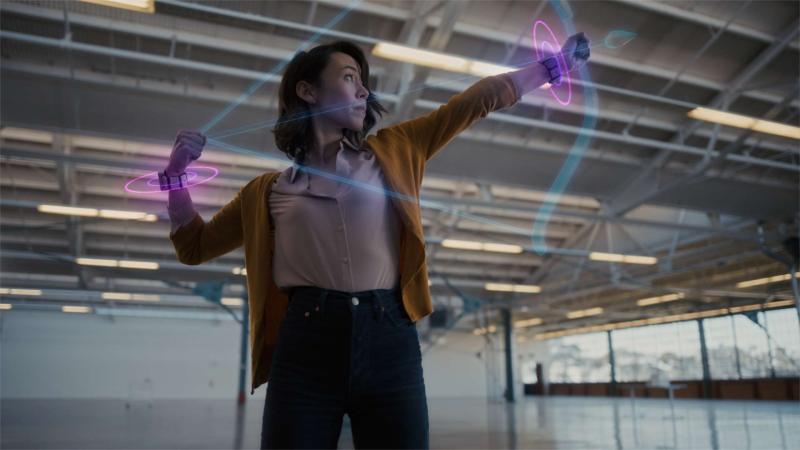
[124,166,219,194]
[532,19,572,106]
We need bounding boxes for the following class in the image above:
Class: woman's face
[298,52,370,132]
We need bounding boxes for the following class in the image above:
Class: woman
[165,35,588,449]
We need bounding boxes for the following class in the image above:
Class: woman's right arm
[165,130,203,235]
[165,130,245,265]
[167,187,198,235]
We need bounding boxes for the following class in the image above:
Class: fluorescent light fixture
[102,292,159,301]
[485,283,541,293]
[0,304,11,310]
[0,288,42,296]
[442,239,482,251]
[372,42,549,87]
[76,258,159,270]
[589,252,657,265]
[76,257,118,267]
[442,239,523,254]
[38,205,98,217]
[232,267,248,276]
[688,107,800,140]
[737,272,800,288]
[38,204,157,222]
[102,292,132,301]
[119,260,159,270]
[98,210,156,221]
[63,305,92,313]
[15,289,42,296]
[80,0,155,13]
[373,43,473,73]
[222,297,244,307]
[514,317,543,328]
[637,292,685,307]
[566,307,603,319]
[483,243,525,253]
[0,127,53,144]
[490,186,600,209]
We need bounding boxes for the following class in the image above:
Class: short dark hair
[272,40,388,164]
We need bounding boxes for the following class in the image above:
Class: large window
[765,308,800,377]
[543,307,799,385]
[703,308,800,379]
[703,314,750,379]
[611,320,702,382]
[548,332,610,382]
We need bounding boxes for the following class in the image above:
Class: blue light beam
[206,137,558,243]
[531,0,599,255]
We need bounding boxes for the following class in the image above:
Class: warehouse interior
[1,0,799,449]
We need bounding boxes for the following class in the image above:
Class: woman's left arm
[386,72,522,163]
[388,32,589,163]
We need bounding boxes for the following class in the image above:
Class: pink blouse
[268,136,402,293]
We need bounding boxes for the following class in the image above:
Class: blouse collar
[288,134,361,183]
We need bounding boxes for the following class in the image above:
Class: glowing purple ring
[124,166,220,194]
[532,19,572,106]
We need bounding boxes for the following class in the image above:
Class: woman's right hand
[166,130,206,176]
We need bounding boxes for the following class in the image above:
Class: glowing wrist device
[158,170,189,191]
[539,56,562,85]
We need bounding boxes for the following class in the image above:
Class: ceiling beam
[614,0,800,50]
[607,19,800,216]
[308,0,797,106]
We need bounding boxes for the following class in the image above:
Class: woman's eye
[345,74,354,81]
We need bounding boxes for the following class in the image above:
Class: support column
[607,330,617,396]
[730,314,743,379]
[698,318,712,398]
[502,308,515,403]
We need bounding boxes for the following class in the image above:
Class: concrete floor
[2,396,798,449]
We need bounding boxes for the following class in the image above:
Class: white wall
[1,310,256,399]
[422,333,490,398]
[1,310,509,400]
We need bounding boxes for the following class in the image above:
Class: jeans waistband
[288,285,401,323]
[289,285,399,303]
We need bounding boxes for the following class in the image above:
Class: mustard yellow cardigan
[170,73,520,394]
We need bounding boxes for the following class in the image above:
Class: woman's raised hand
[166,130,206,176]
[560,32,590,72]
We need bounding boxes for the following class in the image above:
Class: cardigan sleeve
[386,73,520,162]
[169,188,244,265]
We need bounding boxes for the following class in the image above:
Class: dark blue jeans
[260,286,430,449]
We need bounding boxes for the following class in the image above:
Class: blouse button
[351,297,359,306]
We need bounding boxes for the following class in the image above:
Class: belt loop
[317,288,327,320]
